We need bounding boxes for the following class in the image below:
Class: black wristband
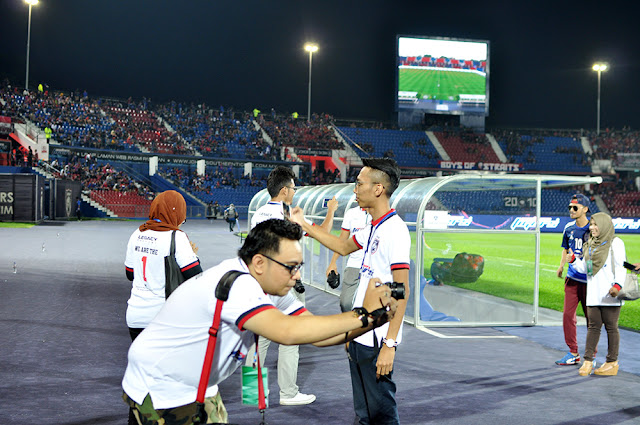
[352,307,369,328]
[369,307,389,327]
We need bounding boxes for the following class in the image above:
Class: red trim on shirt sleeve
[125,266,134,272]
[180,260,200,272]
[353,235,363,249]
[390,263,410,270]
[614,283,622,291]
[290,307,308,316]
[236,304,277,330]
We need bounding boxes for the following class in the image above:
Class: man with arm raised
[291,158,410,425]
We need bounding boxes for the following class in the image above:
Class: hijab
[139,190,186,232]
[584,212,615,276]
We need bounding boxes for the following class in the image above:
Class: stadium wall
[0,173,45,222]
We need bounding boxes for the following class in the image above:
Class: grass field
[418,232,640,330]
[0,222,35,228]
[399,68,485,101]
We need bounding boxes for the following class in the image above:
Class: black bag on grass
[430,252,484,284]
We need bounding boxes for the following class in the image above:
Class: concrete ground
[1,219,640,424]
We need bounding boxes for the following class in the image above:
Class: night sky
[1,1,639,130]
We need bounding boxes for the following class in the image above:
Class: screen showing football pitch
[397,36,489,116]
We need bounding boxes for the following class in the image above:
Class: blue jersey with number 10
[561,220,590,283]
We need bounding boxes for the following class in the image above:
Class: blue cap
[569,194,590,207]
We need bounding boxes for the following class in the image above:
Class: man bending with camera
[291,158,410,425]
[122,219,396,424]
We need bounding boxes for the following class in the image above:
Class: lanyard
[361,210,396,269]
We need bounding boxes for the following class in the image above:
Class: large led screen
[397,36,489,116]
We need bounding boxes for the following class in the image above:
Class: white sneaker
[279,392,316,405]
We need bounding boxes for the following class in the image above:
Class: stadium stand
[435,129,500,163]
[4,76,640,219]
[261,115,342,151]
[155,103,277,160]
[337,127,441,168]
[494,130,590,173]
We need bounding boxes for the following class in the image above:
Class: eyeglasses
[262,254,303,276]
[568,205,580,211]
[354,181,383,191]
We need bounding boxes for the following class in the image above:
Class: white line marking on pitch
[419,327,519,339]
[504,263,523,267]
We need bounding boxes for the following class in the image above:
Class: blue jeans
[348,341,399,425]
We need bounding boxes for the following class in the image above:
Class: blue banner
[442,214,640,234]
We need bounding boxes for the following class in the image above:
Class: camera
[294,279,305,294]
[327,270,340,289]
[379,281,405,300]
[322,198,331,208]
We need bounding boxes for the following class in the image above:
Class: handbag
[192,270,267,425]
[164,230,185,298]
[611,243,640,301]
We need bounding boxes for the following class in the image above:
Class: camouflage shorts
[123,392,228,425]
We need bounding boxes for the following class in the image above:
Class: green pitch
[399,68,486,101]
[417,232,640,330]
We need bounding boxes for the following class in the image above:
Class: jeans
[348,341,399,425]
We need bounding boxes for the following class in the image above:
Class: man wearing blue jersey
[555,193,591,366]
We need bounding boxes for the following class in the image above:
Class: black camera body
[380,281,405,300]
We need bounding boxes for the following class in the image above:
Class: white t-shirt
[251,201,286,229]
[251,200,313,230]
[352,210,410,347]
[122,257,306,409]
[573,237,626,307]
[124,229,200,328]
[341,207,371,269]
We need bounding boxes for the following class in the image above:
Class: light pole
[592,62,608,135]
[24,0,39,93]
[304,43,318,123]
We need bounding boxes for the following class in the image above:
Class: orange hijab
[139,190,187,232]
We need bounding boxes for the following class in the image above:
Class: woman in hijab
[124,190,203,341]
[572,212,626,376]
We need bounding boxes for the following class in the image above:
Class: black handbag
[164,230,185,298]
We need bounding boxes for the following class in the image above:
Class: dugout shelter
[248,173,602,328]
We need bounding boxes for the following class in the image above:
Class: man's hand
[556,266,564,278]
[376,345,396,379]
[289,206,306,227]
[362,278,398,328]
[326,263,337,277]
[327,197,339,214]
[363,278,392,312]
[190,241,199,255]
[609,286,620,297]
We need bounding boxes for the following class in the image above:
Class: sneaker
[579,359,596,376]
[555,352,580,365]
[594,361,619,376]
[279,392,316,406]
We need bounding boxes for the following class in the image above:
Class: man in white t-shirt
[291,158,410,425]
[326,206,371,312]
[122,219,397,424]
[250,165,337,406]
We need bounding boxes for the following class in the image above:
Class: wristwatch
[382,337,398,348]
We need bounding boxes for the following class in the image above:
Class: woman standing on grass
[572,212,626,376]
